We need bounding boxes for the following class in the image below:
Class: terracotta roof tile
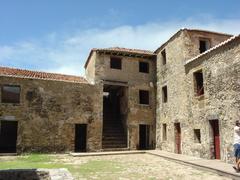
[85,47,156,68]
[94,47,155,55]
[0,66,87,83]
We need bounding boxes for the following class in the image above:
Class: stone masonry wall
[93,53,156,149]
[0,76,103,153]
[156,29,233,160]
[185,38,240,162]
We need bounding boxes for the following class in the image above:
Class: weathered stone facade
[184,36,240,162]
[0,28,239,162]
[156,29,239,162]
[85,48,156,149]
[0,76,102,152]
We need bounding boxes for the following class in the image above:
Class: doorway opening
[75,124,87,152]
[139,124,150,150]
[209,120,220,159]
[0,120,18,153]
[174,123,181,154]
[102,84,128,149]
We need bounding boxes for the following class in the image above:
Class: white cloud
[0,17,239,76]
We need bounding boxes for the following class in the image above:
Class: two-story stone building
[0,28,239,163]
[0,47,156,153]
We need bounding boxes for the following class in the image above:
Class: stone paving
[58,154,231,180]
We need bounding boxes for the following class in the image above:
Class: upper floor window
[110,57,122,69]
[193,70,204,96]
[162,85,168,103]
[1,85,20,103]
[139,90,149,105]
[139,62,149,73]
[199,39,210,53]
[161,49,166,65]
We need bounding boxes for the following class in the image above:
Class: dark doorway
[174,123,181,154]
[102,85,127,149]
[0,121,18,153]
[139,124,150,150]
[210,120,220,159]
[75,124,87,152]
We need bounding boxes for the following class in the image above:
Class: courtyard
[0,153,231,180]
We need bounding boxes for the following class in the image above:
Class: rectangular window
[161,49,166,65]
[139,62,149,73]
[162,86,168,103]
[2,85,20,103]
[193,70,204,96]
[163,123,167,141]
[139,90,149,105]
[199,39,210,53]
[194,129,201,143]
[110,57,122,69]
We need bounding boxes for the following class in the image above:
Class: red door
[175,123,181,154]
[210,120,220,159]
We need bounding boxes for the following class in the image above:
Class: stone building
[155,29,239,162]
[0,68,103,152]
[0,47,156,153]
[0,28,239,163]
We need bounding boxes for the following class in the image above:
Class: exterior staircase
[102,100,127,149]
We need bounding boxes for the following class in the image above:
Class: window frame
[161,49,167,65]
[139,61,149,73]
[162,85,168,103]
[162,123,167,141]
[199,38,211,53]
[194,129,201,143]
[110,57,122,70]
[1,85,21,104]
[139,90,150,105]
[193,70,204,97]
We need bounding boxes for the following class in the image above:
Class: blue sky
[0,0,240,76]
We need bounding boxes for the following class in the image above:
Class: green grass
[0,154,124,179]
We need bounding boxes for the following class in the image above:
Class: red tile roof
[93,47,155,55]
[85,47,156,68]
[0,66,87,83]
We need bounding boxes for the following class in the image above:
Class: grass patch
[0,154,124,179]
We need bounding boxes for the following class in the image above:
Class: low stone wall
[0,168,73,180]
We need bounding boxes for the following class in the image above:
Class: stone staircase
[102,101,127,149]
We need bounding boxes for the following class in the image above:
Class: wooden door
[0,121,18,153]
[139,125,150,150]
[75,124,87,152]
[210,120,220,159]
[174,123,181,154]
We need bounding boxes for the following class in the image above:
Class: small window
[193,70,204,96]
[161,49,166,65]
[110,57,122,69]
[194,129,201,143]
[163,123,167,141]
[139,90,149,105]
[199,39,210,53]
[162,86,168,103]
[139,62,149,73]
[2,85,20,103]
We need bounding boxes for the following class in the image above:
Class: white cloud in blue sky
[0,17,240,76]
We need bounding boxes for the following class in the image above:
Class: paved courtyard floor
[0,153,230,180]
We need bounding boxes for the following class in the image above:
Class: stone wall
[0,76,103,153]
[91,53,156,149]
[156,29,233,161]
[184,37,240,162]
